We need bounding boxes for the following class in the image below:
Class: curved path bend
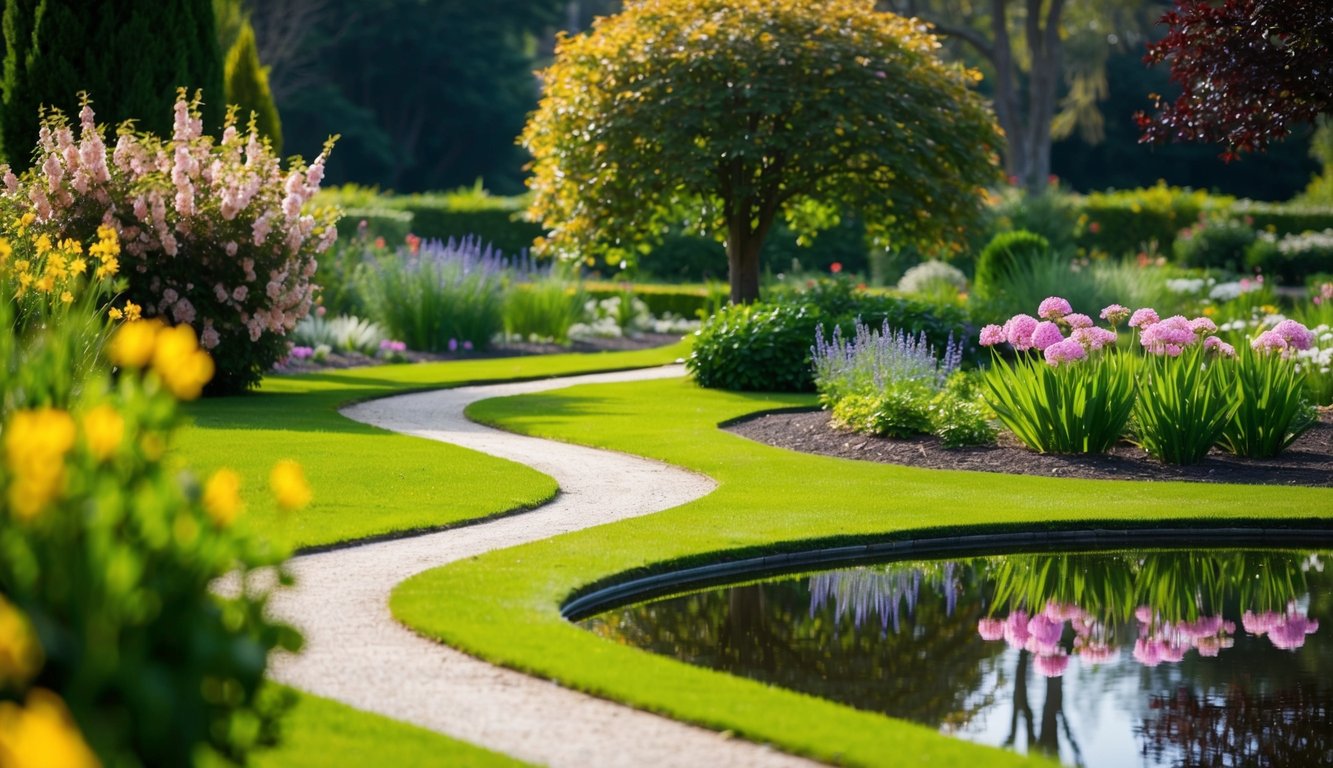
[268,365,820,768]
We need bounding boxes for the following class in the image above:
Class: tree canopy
[1136,0,1333,160]
[523,0,1002,303]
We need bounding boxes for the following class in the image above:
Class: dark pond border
[561,526,1333,621]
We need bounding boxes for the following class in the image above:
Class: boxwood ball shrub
[0,92,338,394]
[972,230,1050,302]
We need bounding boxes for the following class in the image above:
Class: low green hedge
[584,281,728,319]
[334,208,415,244]
[1228,200,1333,237]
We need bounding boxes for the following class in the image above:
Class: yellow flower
[3,408,76,521]
[1202,305,1217,317]
[0,690,101,768]
[107,307,122,321]
[93,256,118,279]
[33,234,51,255]
[107,320,160,369]
[203,469,244,527]
[60,291,73,304]
[81,404,125,463]
[68,257,87,276]
[0,596,41,687]
[1261,304,1278,315]
[152,324,215,401]
[270,460,312,512]
[0,239,11,265]
[122,301,141,322]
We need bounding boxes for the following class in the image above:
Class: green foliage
[224,19,282,156]
[976,252,1175,326]
[1229,200,1333,236]
[1245,230,1333,285]
[895,260,967,303]
[930,389,997,448]
[395,191,543,257]
[1174,217,1256,272]
[523,0,1001,302]
[333,207,415,246]
[989,186,1080,257]
[585,281,728,321]
[1075,183,1225,258]
[357,238,505,353]
[982,351,1137,454]
[1,0,224,170]
[1219,344,1317,459]
[504,281,586,344]
[688,284,973,392]
[831,387,933,438]
[973,230,1050,303]
[1131,345,1238,465]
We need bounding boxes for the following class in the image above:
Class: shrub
[0,259,300,765]
[688,283,974,392]
[1245,229,1333,285]
[1175,217,1257,272]
[1228,200,1333,236]
[1132,343,1238,465]
[358,236,507,352]
[332,208,414,245]
[989,185,1080,256]
[0,93,338,394]
[224,20,282,155]
[584,281,728,320]
[1074,183,1224,258]
[973,230,1050,302]
[1220,336,1318,458]
[977,252,1176,326]
[896,260,967,301]
[394,186,542,256]
[830,387,933,438]
[810,320,961,407]
[292,314,387,355]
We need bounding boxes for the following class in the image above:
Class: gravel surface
[268,366,820,768]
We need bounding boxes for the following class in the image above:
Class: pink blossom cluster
[1251,319,1316,358]
[978,297,1119,367]
[0,93,337,372]
[976,601,1114,678]
[1130,308,1235,358]
[1132,608,1235,666]
[1313,282,1332,307]
[1242,604,1320,650]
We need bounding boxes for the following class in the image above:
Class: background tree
[523,0,1001,304]
[1137,0,1333,161]
[881,0,1157,195]
[1,0,224,168]
[224,19,283,155]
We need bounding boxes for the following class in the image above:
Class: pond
[577,549,1332,767]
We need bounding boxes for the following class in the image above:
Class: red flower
[830,262,843,274]
[1088,221,1101,235]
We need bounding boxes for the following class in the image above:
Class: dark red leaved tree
[1135,0,1333,161]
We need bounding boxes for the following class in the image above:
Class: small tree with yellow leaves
[522,0,1002,303]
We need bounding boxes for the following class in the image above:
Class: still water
[578,550,1332,767]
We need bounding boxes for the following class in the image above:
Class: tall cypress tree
[224,19,281,156]
[1,0,224,169]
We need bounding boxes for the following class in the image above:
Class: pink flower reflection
[1033,652,1069,678]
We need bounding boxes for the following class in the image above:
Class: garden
[2,1,1333,767]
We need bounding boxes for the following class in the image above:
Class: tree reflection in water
[578,549,1331,768]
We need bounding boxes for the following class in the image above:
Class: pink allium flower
[1031,321,1065,351]
[1038,296,1073,320]
[1135,606,1156,624]
[1003,611,1031,648]
[1033,652,1069,678]
[1251,330,1288,354]
[1043,602,1085,622]
[1064,313,1094,329]
[1189,316,1218,336]
[1027,614,1065,647]
[1140,316,1197,355]
[1272,319,1315,351]
[463,340,474,351]
[1128,308,1160,329]
[977,618,1005,641]
[1004,314,1039,351]
[979,324,1006,346]
[1269,615,1319,650]
[1044,338,1087,366]
[289,345,314,360]
[1203,336,1236,357]
[1072,326,1117,351]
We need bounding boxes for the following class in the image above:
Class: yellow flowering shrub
[0,240,306,765]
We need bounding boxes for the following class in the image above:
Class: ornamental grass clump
[1220,320,1319,459]
[359,235,508,353]
[978,297,1135,454]
[0,92,338,394]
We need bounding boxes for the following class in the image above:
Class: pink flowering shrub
[0,92,338,393]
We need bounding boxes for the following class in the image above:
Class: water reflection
[579,550,1332,767]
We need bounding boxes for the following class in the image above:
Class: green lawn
[177,343,687,550]
[388,377,1333,768]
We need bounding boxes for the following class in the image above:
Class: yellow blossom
[122,301,141,321]
[93,256,118,279]
[107,307,122,321]
[1261,304,1278,315]
[0,597,41,687]
[1202,305,1217,317]
[152,324,214,401]
[203,469,244,527]
[68,257,87,276]
[0,690,101,768]
[3,408,76,521]
[107,319,160,369]
[0,239,11,265]
[270,460,312,511]
[14,212,35,235]
[33,235,51,255]
[60,291,73,304]
[81,404,125,462]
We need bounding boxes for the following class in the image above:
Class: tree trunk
[726,228,764,304]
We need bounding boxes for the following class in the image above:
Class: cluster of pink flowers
[1132,608,1235,666]
[976,602,1101,678]
[1313,282,1332,307]
[378,339,407,354]
[1252,319,1316,358]
[1242,604,1320,650]
[0,92,338,389]
[979,297,1118,367]
[1133,311,1234,358]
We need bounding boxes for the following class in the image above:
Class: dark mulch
[271,333,685,374]
[725,408,1333,488]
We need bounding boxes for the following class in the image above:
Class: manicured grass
[251,688,529,768]
[392,377,1333,768]
[176,343,688,550]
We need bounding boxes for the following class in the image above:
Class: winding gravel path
[267,365,820,768]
